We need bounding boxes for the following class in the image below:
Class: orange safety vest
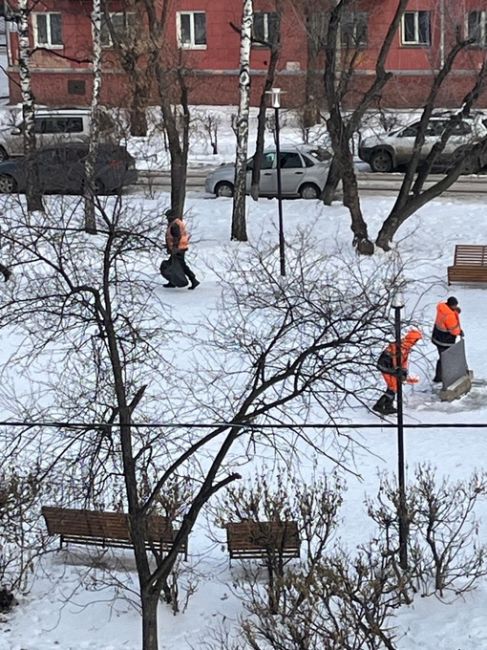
[433,302,461,337]
[166,218,189,251]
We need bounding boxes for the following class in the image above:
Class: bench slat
[449,245,487,285]
[42,506,187,557]
[226,521,300,560]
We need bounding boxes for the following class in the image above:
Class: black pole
[394,304,408,571]
[274,105,285,277]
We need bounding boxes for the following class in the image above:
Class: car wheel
[299,183,320,200]
[0,174,16,193]
[0,147,8,162]
[215,181,234,198]
[370,149,394,173]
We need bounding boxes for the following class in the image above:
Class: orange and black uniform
[431,299,462,382]
[373,329,422,415]
[165,212,198,288]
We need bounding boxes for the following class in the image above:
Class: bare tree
[309,0,487,252]
[368,465,487,600]
[231,0,253,241]
[0,199,413,650]
[84,0,103,234]
[322,0,409,254]
[376,56,487,250]
[16,0,44,213]
[101,0,154,137]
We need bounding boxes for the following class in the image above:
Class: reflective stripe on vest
[166,218,189,251]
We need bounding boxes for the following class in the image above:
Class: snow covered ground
[0,112,487,649]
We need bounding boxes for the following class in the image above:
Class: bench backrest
[226,520,300,555]
[453,245,487,266]
[42,506,174,543]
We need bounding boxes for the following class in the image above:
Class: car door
[443,120,473,155]
[277,151,306,195]
[37,148,69,193]
[256,152,277,195]
[394,123,420,165]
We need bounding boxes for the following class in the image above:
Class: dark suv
[0,144,137,194]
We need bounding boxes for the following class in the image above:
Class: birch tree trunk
[231,0,253,241]
[84,0,103,234]
[18,0,43,213]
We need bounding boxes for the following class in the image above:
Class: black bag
[159,256,188,287]
[376,349,394,373]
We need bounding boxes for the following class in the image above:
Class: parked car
[0,144,137,195]
[359,114,487,173]
[0,108,118,161]
[205,145,332,199]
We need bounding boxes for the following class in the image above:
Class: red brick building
[4,0,487,108]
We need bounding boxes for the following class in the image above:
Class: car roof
[262,144,322,154]
[35,108,92,117]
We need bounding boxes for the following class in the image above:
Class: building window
[177,12,207,49]
[341,12,368,48]
[401,11,431,46]
[253,12,278,45]
[100,13,136,48]
[467,11,487,47]
[33,13,62,47]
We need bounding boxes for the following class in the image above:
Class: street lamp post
[270,87,285,277]
[393,290,408,571]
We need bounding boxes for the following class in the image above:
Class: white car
[359,114,487,173]
[0,108,117,161]
[205,145,332,199]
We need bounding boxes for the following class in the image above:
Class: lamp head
[391,290,405,309]
[270,88,281,108]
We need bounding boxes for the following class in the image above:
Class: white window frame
[33,12,63,49]
[466,11,487,47]
[176,11,207,50]
[99,12,136,49]
[401,11,431,46]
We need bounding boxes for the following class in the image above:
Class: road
[134,169,487,198]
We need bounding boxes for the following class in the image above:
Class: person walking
[373,329,422,416]
[164,208,200,290]
[431,296,463,383]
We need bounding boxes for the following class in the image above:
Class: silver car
[359,114,487,173]
[0,108,117,161]
[205,145,332,199]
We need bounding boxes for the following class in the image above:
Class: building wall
[6,0,487,108]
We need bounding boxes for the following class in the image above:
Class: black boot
[433,359,442,383]
[373,395,389,414]
[383,395,397,415]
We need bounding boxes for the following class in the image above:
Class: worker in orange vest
[164,208,200,290]
[373,329,423,415]
[431,296,463,382]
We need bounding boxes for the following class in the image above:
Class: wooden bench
[42,506,187,558]
[226,520,300,561]
[448,245,487,285]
